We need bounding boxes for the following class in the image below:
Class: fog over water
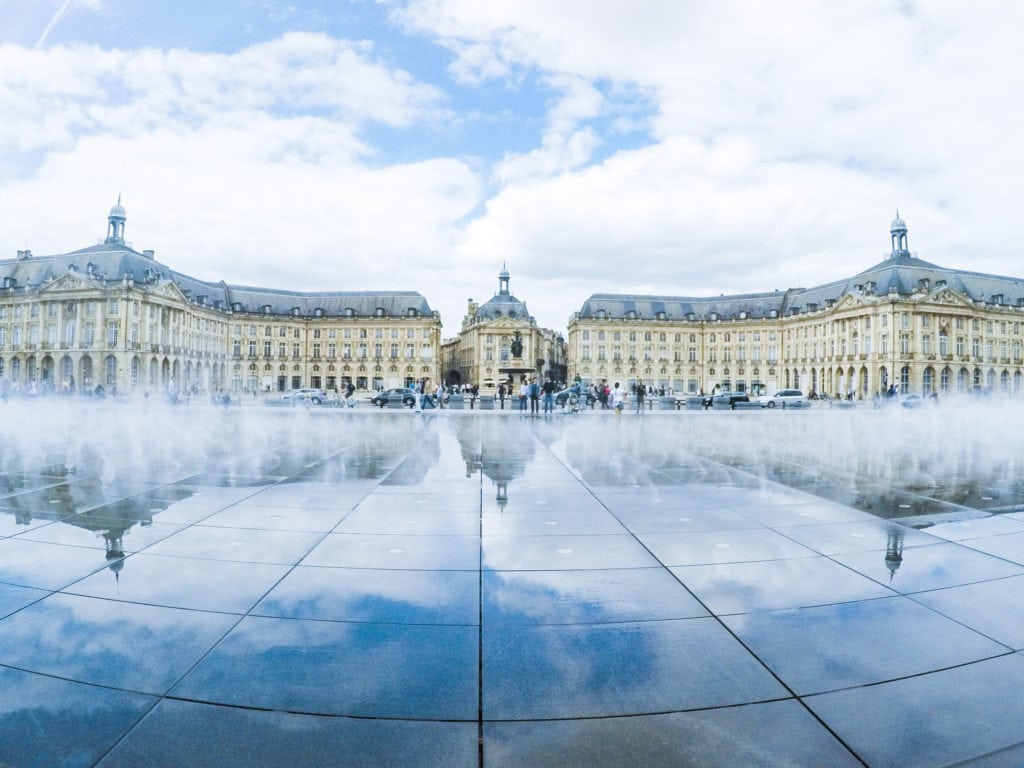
[2,398,1020,523]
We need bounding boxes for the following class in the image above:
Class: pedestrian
[498,383,506,409]
[529,378,540,414]
[542,376,556,413]
[635,382,646,412]
[611,381,626,417]
[518,379,529,412]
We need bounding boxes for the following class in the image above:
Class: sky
[2,1,1023,337]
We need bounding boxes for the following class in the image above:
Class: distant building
[569,215,1024,399]
[441,265,566,389]
[0,202,441,396]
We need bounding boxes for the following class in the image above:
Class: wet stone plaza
[3,400,1024,767]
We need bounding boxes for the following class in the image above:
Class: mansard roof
[577,220,1024,321]
[1,227,435,319]
[579,290,788,321]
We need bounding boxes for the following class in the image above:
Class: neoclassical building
[0,202,441,396]
[568,215,1024,399]
[441,266,566,389]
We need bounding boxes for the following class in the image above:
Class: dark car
[711,390,750,409]
[371,388,417,408]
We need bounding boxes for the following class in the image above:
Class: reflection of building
[569,215,1024,398]
[0,202,441,396]
[454,417,533,510]
[441,266,566,389]
[885,528,905,581]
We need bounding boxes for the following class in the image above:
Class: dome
[475,294,530,321]
[890,211,906,233]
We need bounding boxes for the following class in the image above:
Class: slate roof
[0,242,434,318]
[578,252,1024,322]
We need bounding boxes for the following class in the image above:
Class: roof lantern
[890,210,910,258]
[104,195,127,245]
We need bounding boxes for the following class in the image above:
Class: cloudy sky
[2,1,1022,335]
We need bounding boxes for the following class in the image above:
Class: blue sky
[2,1,1023,335]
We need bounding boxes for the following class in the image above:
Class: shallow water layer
[1,400,1024,767]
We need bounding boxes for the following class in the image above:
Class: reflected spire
[884,528,904,581]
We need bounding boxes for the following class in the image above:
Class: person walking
[635,382,646,413]
[611,381,626,418]
[498,383,506,410]
[518,379,529,412]
[529,378,540,414]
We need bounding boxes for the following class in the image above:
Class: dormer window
[596,309,606,319]
[407,307,418,317]
[314,308,324,318]
[626,310,638,320]
[345,307,355,317]
[656,311,667,320]
[738,311,747,320]
[769,309,779,318]
[291,307,301,317]
[709,312,719,321]
[375,307,385,317]
[261,304,271,315]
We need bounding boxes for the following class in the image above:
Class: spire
[105,196,127,245]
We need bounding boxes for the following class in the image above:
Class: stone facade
[568,215,1024,399]
[441,266,566,389]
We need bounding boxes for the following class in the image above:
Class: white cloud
[6,3,1024,335]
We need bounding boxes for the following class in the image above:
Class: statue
[510,332,523,358]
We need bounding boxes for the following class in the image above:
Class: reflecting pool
[2,399,1024,767]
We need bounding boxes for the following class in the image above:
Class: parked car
[757,389,808,408]
[280,388,327,405]
[371,388,417,408]
[711,390,750,408]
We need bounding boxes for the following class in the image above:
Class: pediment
[152,280,189,302]
[927,288,973,307]
[39,272,103,293]
[478,317,533,331]
[833,293,866,311]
